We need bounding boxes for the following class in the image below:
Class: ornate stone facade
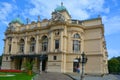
[1,3,108,74]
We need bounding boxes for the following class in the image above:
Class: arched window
[30,37,36,52]
[73,33,81,53]
[19,39,24,53]
[42,36,48,51]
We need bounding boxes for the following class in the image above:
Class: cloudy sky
[0,0,120,59]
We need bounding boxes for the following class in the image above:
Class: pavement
[33,72,120,80]
[33,72,73,80]
[66,73,119,80]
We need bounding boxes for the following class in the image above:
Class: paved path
[33,72,120,80]
[67,73,119,80]
[33,72,73,80]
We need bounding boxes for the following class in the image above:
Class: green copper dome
[11,17,23,24]
[54,3,67,12]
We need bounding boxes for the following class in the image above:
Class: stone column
[35,35,39,54]
[24,37,28,54]
[60,31,63,52]
[11,38,16,54]
[50,32,53,52]
[4,39,8,54]
[21,58,26,70]
[33,57,38,72]
[39,60,42,72]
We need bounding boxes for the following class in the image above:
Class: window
[55,40,59,49]
[42,36,48,51]
[73,40,80,52]
[53,56,57,60]
[74,33,80,38]
[6,57,8,60]
[30,38,36,52]
[73,33,81,53]
[19,39,24,52]
[9,44,11,53]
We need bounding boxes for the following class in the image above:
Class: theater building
[1,3,108,74]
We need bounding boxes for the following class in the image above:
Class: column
[21,58,26,70]
[33,57,38,72]
[39,60,42,72]
[60,31,63,52]
[24,37,28,54]
[35,35,39,54]
[4,39,8,54]
[11,38,14,54]
[50,32,53,52]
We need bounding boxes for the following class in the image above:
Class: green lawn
[0,72,35,80]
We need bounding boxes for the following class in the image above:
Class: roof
[11,17,23,24]
[54,2,67,12]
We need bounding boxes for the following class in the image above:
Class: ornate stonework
[1,4,108,75]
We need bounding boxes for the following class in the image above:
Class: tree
[25,61,34,75]
[108,57,120,74]
[0,55,2,66]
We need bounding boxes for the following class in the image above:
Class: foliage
[0,72,34,80]
[108,56,120,74]
[25,61,34,70]
[0,55,2,66]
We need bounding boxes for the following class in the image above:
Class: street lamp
[76,52,88,80]
[80,52,87,80]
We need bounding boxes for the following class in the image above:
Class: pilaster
[4,39,8,54]
[50,32,53,52]
[60,31,63,52]
[24,37,28,54]
[35,35,39,54]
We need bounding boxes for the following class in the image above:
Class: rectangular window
[42,42,48,51]
[20,44,24,52]
[73,40,80,52]
[55,40,59,49]
[30,43,35,52]
[53,56,57,60]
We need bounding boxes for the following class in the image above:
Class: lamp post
[76,52,87,80]
[81,52,87,80]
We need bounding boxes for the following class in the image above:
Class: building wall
[1,11,108,74]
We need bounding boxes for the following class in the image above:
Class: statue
[52,12,65,22]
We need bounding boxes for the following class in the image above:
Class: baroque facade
[1,3,108,74]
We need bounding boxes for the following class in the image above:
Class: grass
[0,72,35,80]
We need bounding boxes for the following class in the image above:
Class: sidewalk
[66,73,119,80]
[33,72,73,80]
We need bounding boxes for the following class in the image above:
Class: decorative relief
[52,12,65,22]
[54,30,60,36]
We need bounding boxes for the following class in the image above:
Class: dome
[11,17,23,24]
[54,2,67,12]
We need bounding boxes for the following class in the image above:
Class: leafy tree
[0,55,2,66]
[108,57,120,74]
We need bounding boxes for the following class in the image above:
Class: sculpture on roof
[52,12,65,22]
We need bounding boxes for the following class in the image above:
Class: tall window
[42,36,48,51]
[8,37,12,53]
[30,37,36,52]
[73,33,81,53]
[55,40,59,49]
[9,44,11,53]
[19,39,24,52]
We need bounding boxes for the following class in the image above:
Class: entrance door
[73,59,79,72]
[39,55,48,72]
[42,60,47,71]
[15,58,22,70]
